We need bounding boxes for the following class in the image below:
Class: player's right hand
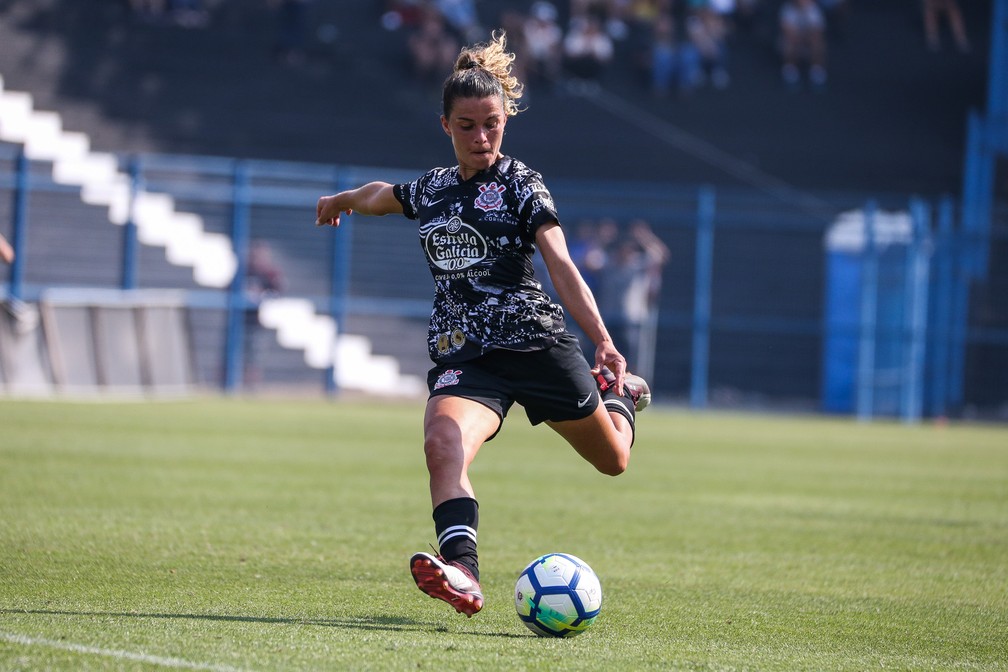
[316,195,351,227]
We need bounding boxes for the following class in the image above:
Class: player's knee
[423,429,463,472]
[593,449,629,477]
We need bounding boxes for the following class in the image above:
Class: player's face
[441,96,507,181]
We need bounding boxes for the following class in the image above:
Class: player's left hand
[591,341,626,397]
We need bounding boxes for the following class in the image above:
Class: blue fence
[1,143,1005,419]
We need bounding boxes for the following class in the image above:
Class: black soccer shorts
[426,332,601,432]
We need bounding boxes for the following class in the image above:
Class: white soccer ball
[514,553,602,637]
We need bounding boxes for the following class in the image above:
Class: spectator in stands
[604,0,633,41]
[497,5,531,90]
[647,11,682,97]
[627,0,668,26]
[684,0,731,90]
[408,10,461,85]
[0,233,13,265]
[624,0,670,82]
[381,0,427,31]
[778,0,827,91]
[244,240,285,387]
[596,219,669,372]
[523,2,565,91]
[315,32,649,620]
[563,12,615,90]
[571,0,609,23]
[568,0,632,41]
[706,0,736,23]
[437,0,484,43]
[922,0,971,53]
[568,218,616,295]
[566,218,617,353]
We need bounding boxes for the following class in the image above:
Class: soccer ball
[514,553,602,637]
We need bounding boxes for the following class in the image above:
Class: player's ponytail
[443,31,524,119]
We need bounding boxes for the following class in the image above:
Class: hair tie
[458,56,480,71]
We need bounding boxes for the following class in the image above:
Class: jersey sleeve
[393,170,435,221]
[392,181,418,220]
[517,170,560,237]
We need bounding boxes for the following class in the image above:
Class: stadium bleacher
[0,1,991,194]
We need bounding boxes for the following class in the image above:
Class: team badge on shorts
[434,369,463,390]
[474,182,506,212]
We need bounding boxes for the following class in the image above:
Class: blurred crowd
[123,1,976,92]
[531,217,670,374]
[573,217,669,374]
[127,0,318,65]
[383,0,974,97]
[127,0,212,28]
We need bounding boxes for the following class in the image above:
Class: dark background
[0,1,991,195]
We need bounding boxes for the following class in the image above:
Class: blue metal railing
[7,147,27,300]
[2,143,1005,419]
[855,200,878,422]
[690,186,714,410]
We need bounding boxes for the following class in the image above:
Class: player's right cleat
[410,552,484,617]
[595,366,651,412]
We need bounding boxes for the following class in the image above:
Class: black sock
[432,497,479,581]
[601,388,636,445]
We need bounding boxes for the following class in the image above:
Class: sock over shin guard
[601,388,636,444]
[433,497,479,580]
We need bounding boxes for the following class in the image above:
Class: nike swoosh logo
[577,392,595,408]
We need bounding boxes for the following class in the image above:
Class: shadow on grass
[1,608,530,639]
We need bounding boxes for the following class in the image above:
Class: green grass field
[1,398,1005,671]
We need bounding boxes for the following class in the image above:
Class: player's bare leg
[548,367,650,476]
[410,396,498,616]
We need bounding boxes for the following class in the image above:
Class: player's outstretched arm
[0,233,13,264]
[316,181,402,227]
[536,221,627,394]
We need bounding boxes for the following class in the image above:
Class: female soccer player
[315,32,650,617]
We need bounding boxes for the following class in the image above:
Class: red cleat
[595,366,651,411]
[410,552,484,617]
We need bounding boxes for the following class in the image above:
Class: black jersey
[393,155,568,364]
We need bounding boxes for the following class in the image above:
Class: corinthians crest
[433,369,463,390]
[474,182,506,212]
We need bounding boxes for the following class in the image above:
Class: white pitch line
[0,631,250,672]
